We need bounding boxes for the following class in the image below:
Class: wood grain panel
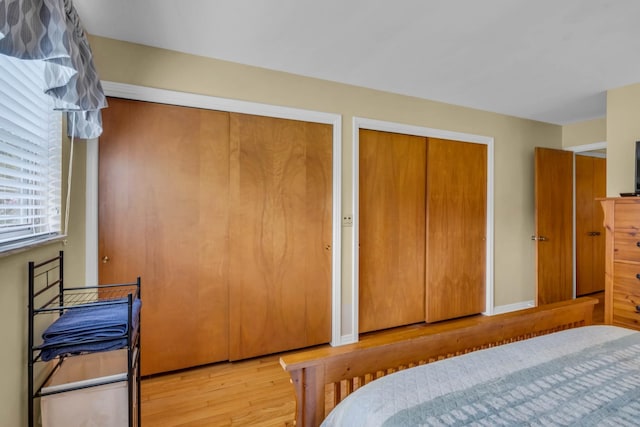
[575,155,595,295]
[602,198,640,330]
[611,261,640,328]
[592,157,606,292]
[613,232,640,261]
[613,202,640,229]
[601,199,615,324]
[99,98,230,375]
[358,129,426,333]
[425,138,486,323]
[534,148,573,305]
[611,262,640,293]
[575,155,606,296]
[228,113,332,360]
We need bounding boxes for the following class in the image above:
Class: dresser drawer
[612,290,640,329]
[614,202,640,230]
[614,231,640,261]
[612,262,640,329]
[613,262,640,289]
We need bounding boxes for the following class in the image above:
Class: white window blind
[0,54,62,250]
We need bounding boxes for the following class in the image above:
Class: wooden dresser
[601,197,640,330]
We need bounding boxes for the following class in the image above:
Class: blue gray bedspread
[322,325,640,427]
[40,298,141,361]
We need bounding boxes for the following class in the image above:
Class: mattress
[322,325,640,427]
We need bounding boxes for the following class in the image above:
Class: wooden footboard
[280,297,597,427]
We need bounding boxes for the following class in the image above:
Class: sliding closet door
[359,129,426,333]
[228,113,332,360]
[99,98,230,375]
[425,138,487,323]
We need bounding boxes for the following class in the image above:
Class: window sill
[0,235,67,258]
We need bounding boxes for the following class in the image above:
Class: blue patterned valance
[0,0,106,139]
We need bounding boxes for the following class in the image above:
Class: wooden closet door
[534,147,574,305]
[592,156,606,291]
[575,154,595,296]
[359,129,426,333]
[228,113,332,360]
[99,98,230,375]
[576,155,606,296]
[425,138,486,323]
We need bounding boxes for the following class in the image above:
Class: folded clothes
[40,298,141,361]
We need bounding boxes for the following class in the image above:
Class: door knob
[102,256,110,264]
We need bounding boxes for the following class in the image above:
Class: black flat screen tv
[620,141,640,196]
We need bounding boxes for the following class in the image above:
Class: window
[0,54,62,252]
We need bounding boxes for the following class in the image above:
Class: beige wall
[86,36,563,309]
[0,139,86,427]
[562,117,606,149]
[1,35,568,425]
[606,83,640,196]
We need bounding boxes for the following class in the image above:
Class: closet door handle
[588,231,601,236]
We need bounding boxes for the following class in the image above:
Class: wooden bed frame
[280,297,597,427]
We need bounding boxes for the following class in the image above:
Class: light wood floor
[141,354,296,426]
[141,293,605,426]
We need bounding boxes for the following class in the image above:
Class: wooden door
[534,147,573,305]
[425,138,487,322]
[592,156,606,290]
[228,113,332,360]
[575,154,606,296]
[99,98,230,375]
[358,130,426,333]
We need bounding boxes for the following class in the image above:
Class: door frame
[350,117,495,339]
[86,81,344,346]
[566,141,607,298]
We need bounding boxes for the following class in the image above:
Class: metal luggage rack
[27,251,141,427]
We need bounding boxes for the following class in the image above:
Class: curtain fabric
[0,0,106,138]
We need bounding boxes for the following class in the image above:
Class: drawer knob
[636,305,640,313]
[637,241,640,248]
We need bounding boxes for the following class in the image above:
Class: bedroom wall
[0,34,568,426]
[0,139,87,427]
[606,83,640,196]
[562,117,606,149]
[87,36,561,312]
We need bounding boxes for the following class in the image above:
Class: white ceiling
[73,0,640,125]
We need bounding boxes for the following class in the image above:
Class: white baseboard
[332,334,358,347]
[492,300,535,315]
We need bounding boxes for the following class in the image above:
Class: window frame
[0,55,64,255]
